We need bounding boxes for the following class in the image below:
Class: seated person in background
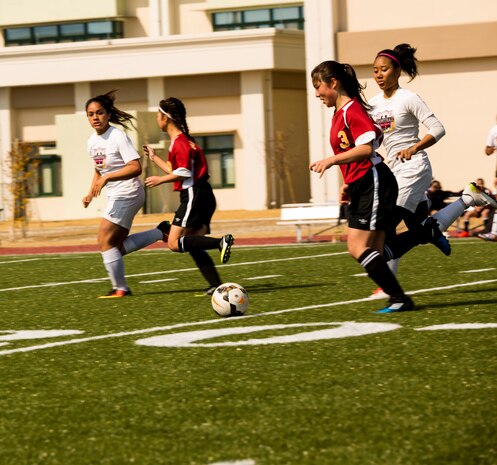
[459,178,495,237]
[426,180,461,215]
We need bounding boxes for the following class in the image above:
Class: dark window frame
[4,20,123,46]
[195,134,235,189]
[29,154,63,198]
[212,6,304,32]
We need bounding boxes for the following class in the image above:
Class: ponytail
[376,43,418,81]
[311,60,371,111]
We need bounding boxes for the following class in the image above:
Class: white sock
[388,258,399,277]
[122,228,163,254]
[101,247,127,291]
[432,199,466,231]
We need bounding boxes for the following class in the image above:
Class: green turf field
[0,239,496,465]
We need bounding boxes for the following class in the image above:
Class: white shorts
[393,157,432,213]
[104,188,145,230]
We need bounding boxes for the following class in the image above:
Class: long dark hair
[311,60,370,110]
[376,43,418,81]
[159,97,195,142]
[85,89,135,129]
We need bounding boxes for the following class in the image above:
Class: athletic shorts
[104,188,145,230]
[347,162,398,231]
[393,157,432,213]
[173,180,216,233]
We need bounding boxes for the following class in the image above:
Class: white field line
[139,278,178,284]
[1,277,496,357]
[459,268,495,273]
[244,275,282,280]
[0,252,348,293]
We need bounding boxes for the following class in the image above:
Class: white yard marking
[209,460,255,465]
[416,323,497,331]
[1,278,496,356]
[459,268,495,273]
[244,275,282,280]
[0,252,348,293]
[0,258,42,265]
[139,278,178,284]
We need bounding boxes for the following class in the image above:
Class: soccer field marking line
[140,278,178,284]
[0,251,347,293]
[0,258,42,265]
[1,277,496,357]
[244,275,282,280]
[459,268,495,273]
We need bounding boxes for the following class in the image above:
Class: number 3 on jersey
[338,131,350,149]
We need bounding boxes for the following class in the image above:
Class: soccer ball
[211,283,249,317]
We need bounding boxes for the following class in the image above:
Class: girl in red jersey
[144,97,234,295]
[309,61,413,313]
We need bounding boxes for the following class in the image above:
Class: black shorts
[347,162,398,231]
[173,180,216,233]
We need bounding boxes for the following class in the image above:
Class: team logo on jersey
[91,147,107,169]
[373,110,395,133]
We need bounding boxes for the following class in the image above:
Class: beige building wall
[0,0,496,220]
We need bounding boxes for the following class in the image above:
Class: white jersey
[486,124,497,148]
[369,87,444,174]
[87,125,143,199]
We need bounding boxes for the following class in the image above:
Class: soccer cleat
[462,182,497,208]
[219,234,234,264]
[157,221,171,242]
[194,286,218,297]
[98,289,132,299]
[423,217,451,256]
[376,295,415,314]
[367,287,389,300]
[458,230,470,238]
[477,232,497,242]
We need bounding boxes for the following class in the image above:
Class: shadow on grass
[143,282,328,296]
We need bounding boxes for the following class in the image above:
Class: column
[74,82,91,114]
[240,71,272,210]
[0,87,12,219]
[304,0,340,204]
[147,77,164,111]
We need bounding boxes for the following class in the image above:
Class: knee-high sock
[122,228,163,254]
[179,235,220,253]
[358,248,405,300]
[388,258,399,276]
[432,199,466,232]
[190,250,222,288]
[101,247,128,291]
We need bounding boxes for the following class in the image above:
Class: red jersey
[330,98,383,184]
[169,133,209,191]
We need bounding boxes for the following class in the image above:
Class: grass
[0,239,496,465]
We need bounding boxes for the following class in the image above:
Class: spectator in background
[459,178,494,237]
[426,179,461,215]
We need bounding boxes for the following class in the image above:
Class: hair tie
[158,106,174,120]
[377,52,401,66]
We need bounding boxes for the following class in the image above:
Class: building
[0,0,496,221]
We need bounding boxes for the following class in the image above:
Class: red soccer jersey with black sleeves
[168,133,209,191]
[330,98,384,184]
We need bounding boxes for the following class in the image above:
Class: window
[195,135,235,189]
[29,155,62,197]
[213,6,304,31]
[4,20,123,46]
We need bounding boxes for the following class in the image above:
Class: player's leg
[434,182,497,231]
[121,221,168,255]
[169,184,234,263]
[97,218,131,298]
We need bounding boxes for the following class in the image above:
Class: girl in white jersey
[83,90,168,298]
[369,44,497,299]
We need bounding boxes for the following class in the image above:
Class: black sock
[190,250,222,288]
[358,248,405,299]
[384,230,420,260]
[179,236,221,253]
